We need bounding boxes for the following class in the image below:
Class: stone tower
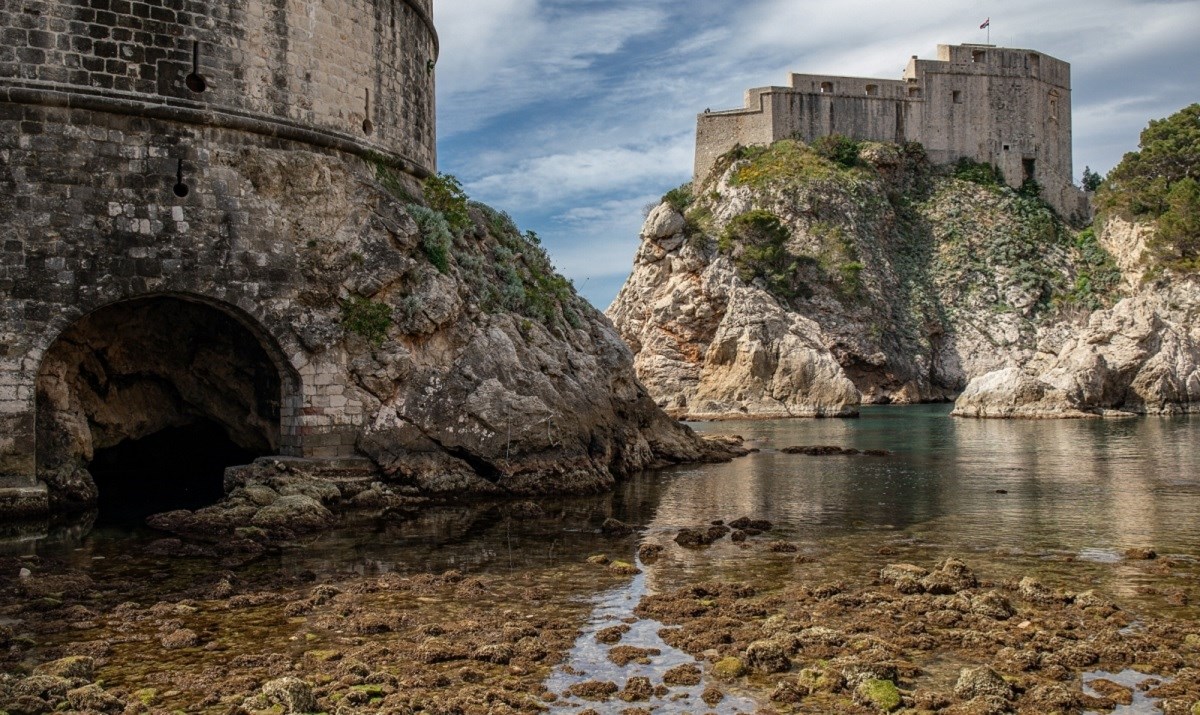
[695,44,1088,218]
[0,0,438,515]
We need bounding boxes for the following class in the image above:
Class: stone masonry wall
[694,44,1086,219]
[0,0,437,173]
[0,0,438,513]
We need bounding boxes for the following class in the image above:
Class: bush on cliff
[1099,103,1200,272]
[718,210,806,298]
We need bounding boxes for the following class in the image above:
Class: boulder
[954,666,1014,701]
[745,639,791,674]
[250,494,336,534]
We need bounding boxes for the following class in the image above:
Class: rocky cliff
[33,149,735,512]
[953,212,1200,418]
[953,103,1200,417]
[608,140,1120,418]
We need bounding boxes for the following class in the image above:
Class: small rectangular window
[972,49,986,63]
[952,90,962,104]
[820,81,833,93]
[865,84,878,96]
[908,87,921,98]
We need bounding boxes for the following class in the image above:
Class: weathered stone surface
[954,666,1014,701]
[954,277,1200,417]
[745,639,791,674]
[608,206,858,419]
[608,147,1097,418]
[0,0,737,518]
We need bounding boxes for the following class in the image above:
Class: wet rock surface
[3,502,1200,715]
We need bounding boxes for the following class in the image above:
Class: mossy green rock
[712,657,747,680]
[856,678,901,712]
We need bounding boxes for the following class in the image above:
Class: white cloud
[465,137,693,212]
[435,0,1200,308]
[436,0,668,136]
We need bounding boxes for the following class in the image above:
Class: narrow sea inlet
[4,406,1199,712]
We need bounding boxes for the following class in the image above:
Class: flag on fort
[980,18,990,29]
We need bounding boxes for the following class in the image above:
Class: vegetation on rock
[1099,103,1200,273]
[341,296,393,347]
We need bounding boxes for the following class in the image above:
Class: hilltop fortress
[695,44,1088,218]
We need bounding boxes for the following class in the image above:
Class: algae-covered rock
[954,666,1014,701]
[712,656,747,680]
[33,655,94,682]
[250,494,336,534]
[855,678,902,712]
[662,663,702,686]
[619,676,653,702]
[608,560,640,575]
[245,676,317,714]
[745,639,790,674]
[66,683,123,712]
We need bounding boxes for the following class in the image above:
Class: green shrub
[662,183,695,212]
[341,296,392,347]
[1061,227,1121,309]
[368,153,418,203]
[812,134,861,168]
[719,210,799,297]
[423,173,472,235]
[1100,103,1200,218]
[1152,177,1200,271]
[407,204,453,272]
[1099,104,1200,273]
[838,260,865,295]
[953,157,1004,187]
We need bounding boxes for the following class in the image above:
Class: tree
[1100,103,1200,217]
[1081,166,1103,192]
[1153,177,1200,269]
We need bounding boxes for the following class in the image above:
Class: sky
[433,0,1200,310]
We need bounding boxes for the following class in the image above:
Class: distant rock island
[608,99,1200,419]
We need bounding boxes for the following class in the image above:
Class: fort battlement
[0,0,438,515]
[695,44,1087,218]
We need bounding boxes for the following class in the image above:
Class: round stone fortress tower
[0,0,438,516]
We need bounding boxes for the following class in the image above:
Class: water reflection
[9,406,1200,614]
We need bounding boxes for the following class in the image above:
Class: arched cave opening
[36,296,287,522]
[90,421,258,523]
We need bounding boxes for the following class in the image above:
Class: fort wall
[0,0,439,514]
[695,44,1087,218]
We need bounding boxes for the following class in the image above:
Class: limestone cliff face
[953,220,1200,418]
[607,204,858,419]
[609,141,1115,418]
[33,148,731,508]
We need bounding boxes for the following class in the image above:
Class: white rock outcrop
[608,206,858,419]
[953,281,1200,417]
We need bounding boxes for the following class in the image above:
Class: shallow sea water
[9,405,1200,712]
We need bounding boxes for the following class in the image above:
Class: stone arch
[34,293,302,517]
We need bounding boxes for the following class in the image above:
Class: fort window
[820,81,834,93]
[865,84,878,96]
[1029,53,1040,76]
[185,40,206,93]
[908,87,921,98]
[972,49,986,64]
[1023,158,1036,182]
[952,90,962,104]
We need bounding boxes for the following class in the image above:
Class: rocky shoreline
[3,513,1198,714]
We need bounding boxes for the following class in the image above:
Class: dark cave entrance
[90,421,258,524]
[36,296,293,522]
